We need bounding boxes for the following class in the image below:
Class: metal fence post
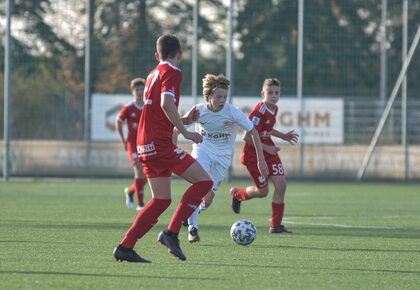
[3,0,13,181]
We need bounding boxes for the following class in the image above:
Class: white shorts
[191,148,230,193]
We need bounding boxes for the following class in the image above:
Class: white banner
[92,94,343,144]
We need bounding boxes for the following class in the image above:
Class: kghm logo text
[200,129,230,141]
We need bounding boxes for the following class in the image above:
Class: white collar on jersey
[262,103,276,115]
[133,101,144,110]
[159,61,181,71]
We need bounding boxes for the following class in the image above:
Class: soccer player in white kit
[184,74,268,242]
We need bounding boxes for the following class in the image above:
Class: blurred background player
[183,73,268,243]
[230,78,299,234]
[116,78,147,211]
[113,34,212,263]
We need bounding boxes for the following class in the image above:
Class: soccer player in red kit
[116,78,147,211]
[113,34,212,263]
[230,78,299,234]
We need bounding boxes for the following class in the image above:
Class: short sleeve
[249,110,263,132]
[117,105,127,121]
[161,69,181,102]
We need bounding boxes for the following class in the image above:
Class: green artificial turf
[1,180,419,289]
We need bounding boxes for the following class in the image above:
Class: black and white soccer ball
[230,219,257,246]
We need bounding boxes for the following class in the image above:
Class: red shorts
[141,147,196,178]
[127,141,140,166]
[243,155,284,189]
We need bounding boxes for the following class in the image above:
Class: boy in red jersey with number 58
[230,78,298,234]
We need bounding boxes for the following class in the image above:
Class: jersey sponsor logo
[251,116,260,126]
[137,142,157,157]
[200,129,230,141]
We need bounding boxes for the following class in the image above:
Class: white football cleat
[124,187,134,209]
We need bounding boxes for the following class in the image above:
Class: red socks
[234,188,251,201]
[167,180,212,234]
[271,202,285,228]
[120,198,171,249]
[134,178,145,204]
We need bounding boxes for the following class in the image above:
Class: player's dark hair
[130,77,145,90]
[156,34,181,60]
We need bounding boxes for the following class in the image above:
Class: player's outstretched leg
[113,245,151,263]
[157,231,186,261]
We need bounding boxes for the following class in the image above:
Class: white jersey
[192,103,253,167]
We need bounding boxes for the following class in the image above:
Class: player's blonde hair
[262,78,281,91]
[130,78,145,90]
[202,74,230,103]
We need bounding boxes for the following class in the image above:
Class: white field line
[284,220,420,231]
[285,215,418,220]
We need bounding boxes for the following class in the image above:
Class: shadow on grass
[293,225,420,240]
[188,262,420,275]
[0,270,225,281]
[253,244,420,254]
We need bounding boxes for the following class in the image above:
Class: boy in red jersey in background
[113,34,212,263]
[230,78,299,234]
[116,78,147,211]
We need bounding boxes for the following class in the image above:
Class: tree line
[0,0,419,139]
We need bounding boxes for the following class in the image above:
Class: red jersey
[117,101,143,145]
[137,61,182,161]
[241,102,278,164]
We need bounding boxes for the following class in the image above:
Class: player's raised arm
[243,131,280,156]
[271,129,299,145]
[181,105,199,125]
[161,94,203,144]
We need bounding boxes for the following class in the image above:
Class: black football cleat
[188,227,200,243]
[157,231,187,261]
[113,245,151,263]
[230,187,241,214]
[269,225,293,234]
[182,220,189,227]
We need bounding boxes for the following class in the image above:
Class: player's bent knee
[257,188,269,198]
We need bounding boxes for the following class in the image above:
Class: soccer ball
[230,219,257,246]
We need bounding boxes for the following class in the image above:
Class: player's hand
[265,145,280,155]
[183,131,203,144]
[257,159,269,178]
[283,130,299,145]
[182,106,200,125]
